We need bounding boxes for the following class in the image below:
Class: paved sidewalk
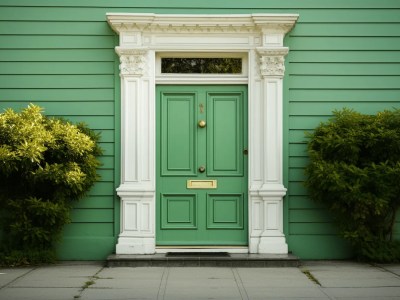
[0,261,400,300]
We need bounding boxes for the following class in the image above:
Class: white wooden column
[249,20,291,253]
[115,46,156,254]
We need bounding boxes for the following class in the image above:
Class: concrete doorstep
[0,260,399,300]
[106,253,300,268]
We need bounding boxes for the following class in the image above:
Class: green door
[156,85,248,246]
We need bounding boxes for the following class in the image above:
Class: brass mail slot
[187,180,217,189]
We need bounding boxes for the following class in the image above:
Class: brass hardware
[198,166,206,173]
[198,120,206,128]
[187,180,217,189]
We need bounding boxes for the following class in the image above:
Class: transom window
[161,57,242,74]
[156,53,248,79]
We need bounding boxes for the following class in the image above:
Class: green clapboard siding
[0,89,114,101]
[0,1,118,260]
[0,0,399,260]
[0,62,115,74]
[285,2,400,259]
[0,49,115,62]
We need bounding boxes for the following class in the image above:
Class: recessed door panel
[161,194,197,229]
[160,93,197,176]
[207,194,244,229]
[207,93,244,176]
[156,85,248,246]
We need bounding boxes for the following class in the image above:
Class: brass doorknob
[198,166,206,173]
[198,120,206,128]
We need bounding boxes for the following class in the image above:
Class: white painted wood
[107,13,298,254]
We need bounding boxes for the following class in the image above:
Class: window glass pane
[161,58,242,74]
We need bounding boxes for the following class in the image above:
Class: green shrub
[305,108,400,262]
[0,104,102,265]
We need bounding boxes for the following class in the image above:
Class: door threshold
[156,246,248,254]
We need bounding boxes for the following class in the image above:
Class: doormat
[166,252,230,257]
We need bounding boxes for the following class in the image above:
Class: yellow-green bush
[0,104,102,265]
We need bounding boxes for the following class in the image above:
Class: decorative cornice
[252,14,299,33]
[116,47,147,76]
[107,13,299,35]
[256,47,289,57]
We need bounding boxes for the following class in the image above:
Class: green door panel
[156,85,248,246]
[161,194,197,229]
[207,92,244,176]
[160,92,197,176]
[207,194,244,229]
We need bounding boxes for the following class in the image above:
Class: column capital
[116,47,148,76]
[256,47,289,78]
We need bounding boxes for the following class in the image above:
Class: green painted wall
[0,0,399,260]
[284,6,400,258]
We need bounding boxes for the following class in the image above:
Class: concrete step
[106,253,300,268]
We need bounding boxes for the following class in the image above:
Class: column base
[258,235,288,254]
[116,237,155,254]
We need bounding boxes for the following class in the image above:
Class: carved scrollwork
[117,48,147,76]
[259,55,285,77]
[256,47,288,78]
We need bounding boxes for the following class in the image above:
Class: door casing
[107,13,299,254]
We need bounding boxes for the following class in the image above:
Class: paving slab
[302,261,400,288]
[378,264,400,276]
[164,287,242,300]
[237,267,315,288]
[81,288,161,300]
[95,266,165,281]
[7,263,103,288]
[165,267,241,299]
[244,287,329,299]
[0,268,34,288]
[335,298,400,300]
[322,286,400,298]
[1,261,400,300]
[80,267,165,300]
[0,287,79,300]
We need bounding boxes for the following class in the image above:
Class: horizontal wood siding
[0,0,399,259]
[286,3,400,258]
[0,4,117,260]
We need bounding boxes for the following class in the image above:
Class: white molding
[107,13,298,34]
[155,77,248,85]
[107,13,298,255]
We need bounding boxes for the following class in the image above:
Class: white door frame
[107,13,298,254]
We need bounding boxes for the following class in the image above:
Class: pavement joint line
[300,268,321,286]
[74,265,105,299]
[0,267,37,290]
[231,268,249,300]
[157,267,170,300]
[373,263,400,279]
[299,268,337,300]
[318,286,337,300]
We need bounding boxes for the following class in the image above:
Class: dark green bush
[305,108,400,262]
[0,104,102,265]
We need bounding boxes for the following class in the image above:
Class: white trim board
[107,13,299,254]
